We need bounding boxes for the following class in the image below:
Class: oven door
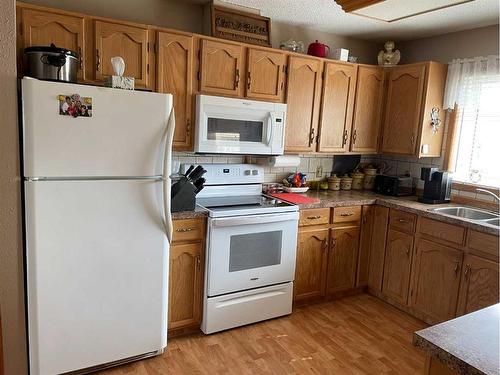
[206,211,299,296]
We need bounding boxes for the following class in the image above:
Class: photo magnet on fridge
[59,94,92,118]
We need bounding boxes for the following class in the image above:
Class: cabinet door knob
[176,227,196,232]
[78,47,83,70]
[453,262,460,276]
[196,255,201,270]
[235,69,240,88]
[247,71,252,90]
[352,129,357,144]
[464,265,471,277]
[342,130,349,147]
[340,212,354,217]
[309,128,315,146]
[306,215,321,220]
[96,49,101,72]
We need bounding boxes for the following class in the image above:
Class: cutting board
[269,193,320,204]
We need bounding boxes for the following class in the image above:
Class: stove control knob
[244,170,251,176]
[252,169,259,175]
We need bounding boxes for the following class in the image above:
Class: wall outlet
[316,165,323,178]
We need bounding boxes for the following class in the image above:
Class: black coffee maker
[418,167,452,204]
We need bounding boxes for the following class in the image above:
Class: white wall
[270,21,380,64]
[21,0,205,33]
[0,0,28,373]
[399,24,499,64]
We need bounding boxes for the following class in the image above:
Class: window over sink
[444,56,500,187]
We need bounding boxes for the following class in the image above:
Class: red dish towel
[269,193,320,204]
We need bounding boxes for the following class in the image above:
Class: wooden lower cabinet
[367,206,389,291]
[382,229,413,305]
[326,225,360,294]
[409,238,463,324]
[168,242,204,331]
[294,228,329,301]
[456,254,499,316]
[356,205,374,287]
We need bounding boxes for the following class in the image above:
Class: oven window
[207,118,263,142]
[229,230,282,272]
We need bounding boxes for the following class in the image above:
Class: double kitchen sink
[431,206,500,228]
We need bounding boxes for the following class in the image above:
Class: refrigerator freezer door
[21,78,173,178]
[25,180,168,375]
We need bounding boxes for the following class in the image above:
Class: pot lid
[24,43,79,58]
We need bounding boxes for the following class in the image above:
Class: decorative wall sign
[58,94,92,118]
[211,4,271,47]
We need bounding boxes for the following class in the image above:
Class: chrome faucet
[476,188,500,203]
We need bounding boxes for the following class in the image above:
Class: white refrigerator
[21,78,175,375]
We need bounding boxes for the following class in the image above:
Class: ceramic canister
[340,175,353,191]
[328,174,341,191]
[363,168,378,190]
[351,171,365,190]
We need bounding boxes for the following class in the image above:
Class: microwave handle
[266,112,276,146]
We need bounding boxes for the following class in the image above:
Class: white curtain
[443,55,500,110]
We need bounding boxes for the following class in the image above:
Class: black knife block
[171,178,196,212]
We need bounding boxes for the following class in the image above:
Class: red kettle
[307,40,330,58]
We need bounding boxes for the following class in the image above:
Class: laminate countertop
[172,190,499,236]
[413,304,500,375]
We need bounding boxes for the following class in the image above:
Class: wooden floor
[98,294,427,374]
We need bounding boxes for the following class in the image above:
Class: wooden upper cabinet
[381,63,426,155]
[409,238,463,324]
[20,8,85,79]
[157,31,194,150]
[382,229,414,305]
[94,20,149,88]
[199,39,243,97]
[246,48,286,102]
[169,242,204,330]
[350,65,384,153]
[457,254,499,316]
[285,56,322,153]
[326,225,360,294]
[317,62,357,153]
[294,228,329,301]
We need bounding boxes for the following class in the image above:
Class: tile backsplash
[172,152,334,183]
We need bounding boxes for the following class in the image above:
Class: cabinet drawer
[418,217,465,246]
[389,209,416,233]
[172,218,206,243]
[467,230,499,259]
[332,206,361,223]
[299,208,330,226]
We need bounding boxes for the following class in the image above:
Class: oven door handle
[211,211,299,227]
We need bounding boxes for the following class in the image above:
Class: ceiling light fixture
[336,0,476,23]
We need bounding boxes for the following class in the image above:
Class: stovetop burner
[197,194,297,218]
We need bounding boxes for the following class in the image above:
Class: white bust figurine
[377,41,401,66]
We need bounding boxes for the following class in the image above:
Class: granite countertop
[301,190,499,236]
[171,190,499,235]
[413,304,500,375]
[172,205,208,220]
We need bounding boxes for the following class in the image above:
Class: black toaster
[373,175,415,196]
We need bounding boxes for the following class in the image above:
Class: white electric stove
[180,164,299,334]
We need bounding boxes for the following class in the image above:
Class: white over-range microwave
[194,94,287,155]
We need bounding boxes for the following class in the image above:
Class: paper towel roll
[268,155,301,168]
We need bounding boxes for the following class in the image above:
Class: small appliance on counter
[171,165,206,212]
[418,167,452,204]
[374,174,415,196]
[24,43,80,83]
[307,40,330,57]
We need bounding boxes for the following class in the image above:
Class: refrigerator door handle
[162,107,176,243]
